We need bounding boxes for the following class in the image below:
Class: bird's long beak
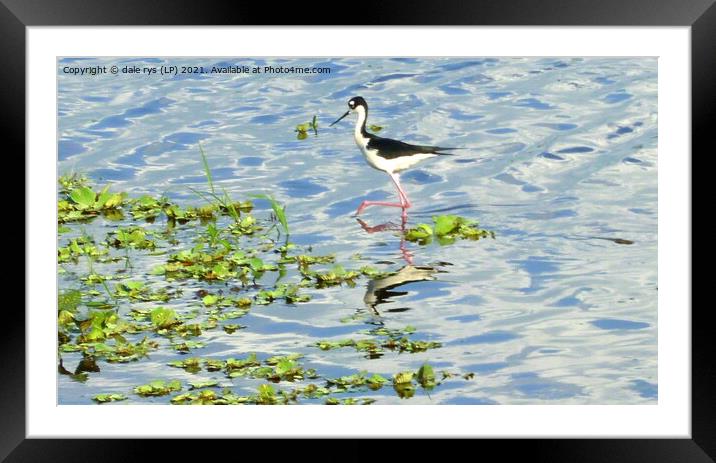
[330,111,350,127]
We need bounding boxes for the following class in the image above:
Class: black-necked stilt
[330,96,459,217]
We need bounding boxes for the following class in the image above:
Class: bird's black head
[347,96,367,111]
[330,96,369,127]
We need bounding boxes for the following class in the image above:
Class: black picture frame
[6,0,708,460]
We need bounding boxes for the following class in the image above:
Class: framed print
[7,0,709,460]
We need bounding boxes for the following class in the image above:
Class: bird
[330,96,459,217]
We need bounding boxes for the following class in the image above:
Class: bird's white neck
[354,106,368,139]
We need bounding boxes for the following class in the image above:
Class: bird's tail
[429,146,464,155]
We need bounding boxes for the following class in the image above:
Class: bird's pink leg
[355,173,412,216]
[389,173,411,209]
[355,200,404,216]
[388,173,412,220]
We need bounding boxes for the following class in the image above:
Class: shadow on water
[364,264,440,316]
[356,213,446,318]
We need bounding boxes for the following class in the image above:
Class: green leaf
[104,193,124,208]
[433,215,461,236]
[188,379,219,390]
[58,290,82,313]
[405,224,433,241]
[275,359,296,375]
[393,371,414,384]
[417,363,436,389]
[367,374,388,390]
[92,393,128,403]
[150,307,178,328]
[96,185,112,206]
[69,186,96,208]
[133,380,182,397]
[202,294,219,306]
[257,384,276,404]
[249,257,264,271]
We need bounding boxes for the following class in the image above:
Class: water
[58,57,657,404]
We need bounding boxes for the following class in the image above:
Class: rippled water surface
[58,57,657,404]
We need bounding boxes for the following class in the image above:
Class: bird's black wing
[366,135,459,160]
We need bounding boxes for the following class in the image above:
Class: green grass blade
[198,142,215,195]
[250,194,289,236]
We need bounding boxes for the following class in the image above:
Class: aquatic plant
[134,379,182,397]
[295,115,318,139]
[58,185,126,223]
[250,193,289,237]
[405,215,495,245]
[58,237,109,264]
[108,226,157,250]
[316,325,441,357]
[92,393,128,403]
[59,172,90,193]
[57,159,489,405]
[417,363,436,389]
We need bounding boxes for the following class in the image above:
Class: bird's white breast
[354,132,435,174]
[354,132,388,172]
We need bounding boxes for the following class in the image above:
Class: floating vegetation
[171,384,292,405]
[315,337,441,357]
[188,379,219,390]
[58,236,109,264]
[393,371,416,398]
[223,324,245,334]
[320,362,470,400]
[107,226,158,250]
[167,357,203,374]
[326,371,390,392]
[150,307,180,330]
[58,184,126,223]
[57,149,492,405]
[316,325,441,358]
[154,245,287,283]
[368,124,383,132]
[134,380,182,397]
[417,363,436,389]
[405,215,495,245]
[256,283,310,304]
[168,353,317,383]
[59,172,90,193]
[113,281,181,302]
[60,338,159,364]
[302,264,361,288]
[171,340,206,353]
[129,195,173,221]
[295,115,319,139]
[92,393,128,404]
[325,397,375,405]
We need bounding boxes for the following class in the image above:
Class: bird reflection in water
[356,214,443,318]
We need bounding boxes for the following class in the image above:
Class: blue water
[58,57,657,404]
